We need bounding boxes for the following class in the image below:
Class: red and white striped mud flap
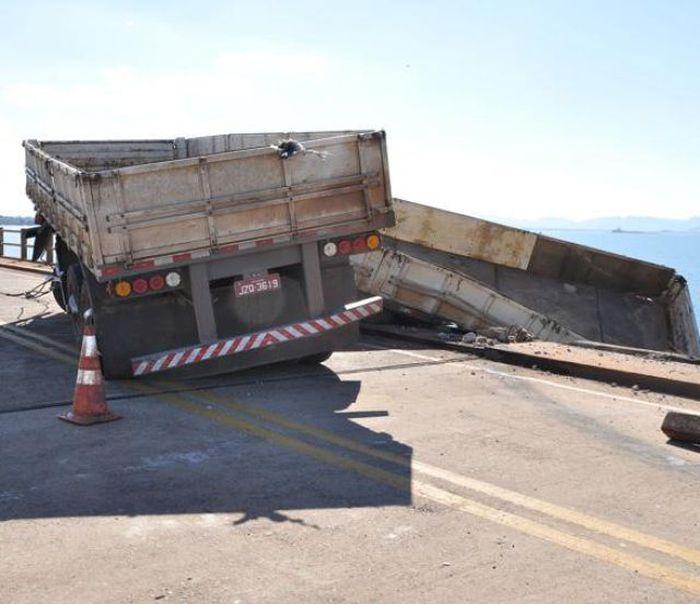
[131,296,383,376]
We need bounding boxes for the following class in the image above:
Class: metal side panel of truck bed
[23,131,393,281]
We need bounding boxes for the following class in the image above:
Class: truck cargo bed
[24,131,393,281]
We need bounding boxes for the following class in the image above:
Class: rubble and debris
[462,332,477,344]
[480,325,533,343]
[661,411,700,444]
[360,323,700,400]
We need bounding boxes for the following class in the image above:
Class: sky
[0,0,699,221]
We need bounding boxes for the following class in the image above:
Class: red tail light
[352,237,367,252]
[337,239,352,255]
[132,278,148,294]
[110,270,182,298]
[149,275,165,291]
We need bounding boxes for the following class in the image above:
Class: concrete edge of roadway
[0,257,52,275]
[361,323,700,402]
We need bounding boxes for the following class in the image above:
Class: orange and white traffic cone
[59,310,121,426]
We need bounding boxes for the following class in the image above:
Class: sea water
[1,225,37,261]
[540,230,699,312]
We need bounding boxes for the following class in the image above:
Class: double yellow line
[149,383,700,596]
[160,386,700,566]
[0,322,78,364]
[3,322,700,596]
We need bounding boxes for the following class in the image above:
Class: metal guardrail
[0,227,53,265]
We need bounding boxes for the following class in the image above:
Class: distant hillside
[0,215,33,225]
[509,216,700,232]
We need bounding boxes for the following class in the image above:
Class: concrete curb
[361,323,700,402]
[0,257,52,275]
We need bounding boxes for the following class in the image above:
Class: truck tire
[66,263,92,341]
[51,277,68,311]
[51,235,74,312]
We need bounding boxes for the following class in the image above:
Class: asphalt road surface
[1,266,699,603]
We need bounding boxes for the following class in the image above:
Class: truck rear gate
[24,131,394,377]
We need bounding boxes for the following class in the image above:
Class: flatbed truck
[23,130,394,378]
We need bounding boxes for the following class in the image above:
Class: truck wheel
[51,235,73,312]
[299,351,333,364]
[66,264,91,339]
[51,276,68,311]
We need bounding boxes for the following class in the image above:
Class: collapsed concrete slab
[351,249,582,342]
[354,199,699,357]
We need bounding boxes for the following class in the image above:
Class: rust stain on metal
[385,199,537,270]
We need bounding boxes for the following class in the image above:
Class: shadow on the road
[0,314,412,523]
[0,313,78,412]
[666,439,700,454]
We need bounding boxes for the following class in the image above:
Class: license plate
[234,273,281,297]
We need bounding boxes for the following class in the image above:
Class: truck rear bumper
[131,296,382,376]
